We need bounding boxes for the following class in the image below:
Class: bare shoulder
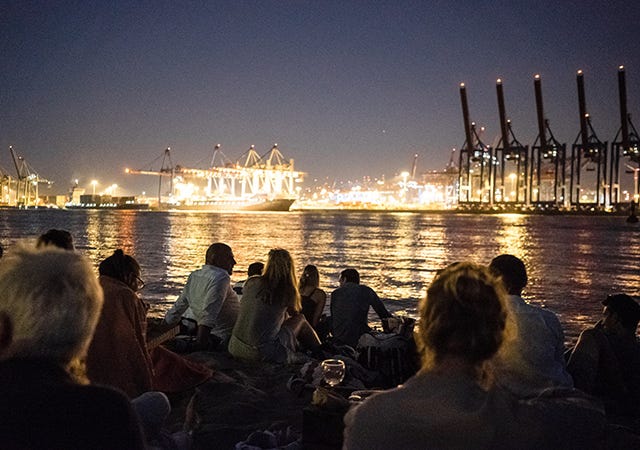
[311,288,327,301]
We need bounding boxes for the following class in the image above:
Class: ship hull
[66,203,150,210]
[167,198,295,212]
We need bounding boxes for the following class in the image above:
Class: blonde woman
[343,262,605,449]
[229,248,321,363]
[299,264,327,329]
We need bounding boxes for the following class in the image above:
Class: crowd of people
[0,231,639,448]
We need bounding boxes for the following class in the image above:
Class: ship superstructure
[126,144,304,211]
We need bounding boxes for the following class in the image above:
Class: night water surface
[2,209,639,345]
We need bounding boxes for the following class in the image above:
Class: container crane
[0,164,14,206]
[125,145,304,209]
[9,146,52,207]
[125,147,175,205]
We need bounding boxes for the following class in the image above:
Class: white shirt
[164,264,239,339]
[493,294,573,396]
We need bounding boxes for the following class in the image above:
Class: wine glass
[321,358,346,387]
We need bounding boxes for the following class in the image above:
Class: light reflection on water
[2,209,639,346]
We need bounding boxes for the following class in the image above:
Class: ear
[124,272,138,291]
[0,312,13,357]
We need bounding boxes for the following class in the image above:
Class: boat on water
[65,194,150,210]
[166,196,295,212]
[126,144,303,212]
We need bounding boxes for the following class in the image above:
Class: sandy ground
[164,348,315,449]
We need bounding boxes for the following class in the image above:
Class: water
[2,209,639,345]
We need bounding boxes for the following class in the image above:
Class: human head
[247,261,264,277]
[36,229,74,251]
[262,248,300,309]
[602,293,640,333]
[418,262,507,369]
[489,254,527,296]
[340,268,360,285]
[299,264,320,289]
[0,246,103,369]
[99,249,143,292]
[205,243,236,275]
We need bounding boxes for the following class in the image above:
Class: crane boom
[9,146,23,179]
[125,168,173,177]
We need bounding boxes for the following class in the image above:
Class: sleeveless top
[301,288,319,325]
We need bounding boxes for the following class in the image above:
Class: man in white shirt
[489,254,573,396]
[165,243,239,349]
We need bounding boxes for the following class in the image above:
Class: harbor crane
[125,144,304,207]
[0,164,13,206]
[9,146,52,207]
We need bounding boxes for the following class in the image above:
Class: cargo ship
[166,197,295,212]
[65,193,150,210]
[125,144,302,212]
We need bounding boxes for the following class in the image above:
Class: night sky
[2,0,640,195]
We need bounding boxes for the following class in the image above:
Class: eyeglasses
[136,276,145,290]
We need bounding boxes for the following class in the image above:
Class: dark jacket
[330,282,391,347]
[0,358,145,449]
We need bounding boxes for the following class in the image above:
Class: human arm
[163,286,190,326]
[309,289,327,328]
[122,291,154,389]
[196,324,213,348]
[196,272,231,346]
[566,328,601,393]
[367,287,392,322]
[548,312,572,374]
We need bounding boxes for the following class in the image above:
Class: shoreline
[2,204,637,217]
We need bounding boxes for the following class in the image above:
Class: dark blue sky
[2,0,640,195]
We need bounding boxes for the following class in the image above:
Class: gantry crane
[125,144,304,207]
[9,146,52,207]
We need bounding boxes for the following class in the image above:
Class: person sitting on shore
[567,293,640,421]
[233,261,264,296]
[165,242,240,349]
[489,254,573,396]
[228,248,321,363]
[86,249,155,398]
[343,262,605,450]
[329,268,392,348]
[0,245,146,448]
[299,264,327,330]
[87,249,212,398]
[36,229,74,250]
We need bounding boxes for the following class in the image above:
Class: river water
[1,209,639,345]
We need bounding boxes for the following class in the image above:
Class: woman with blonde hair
[343,262,606,449]
[229,248,321,363]
[299,264,327,329]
